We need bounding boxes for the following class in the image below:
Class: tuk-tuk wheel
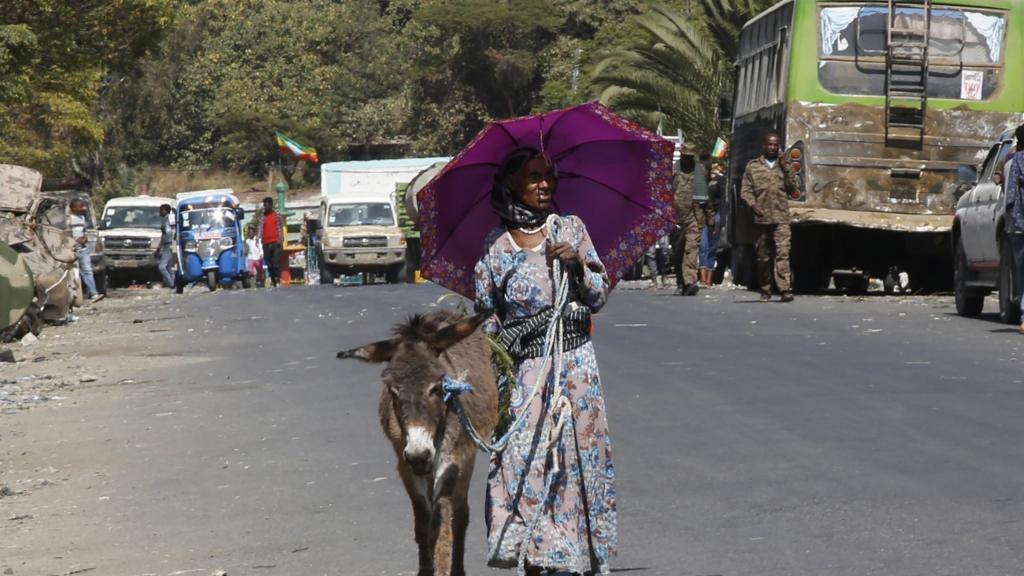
[175,276,184,295]
[241,275,252,289]
[207,270,217,291]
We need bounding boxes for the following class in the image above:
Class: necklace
[518,224,546,235]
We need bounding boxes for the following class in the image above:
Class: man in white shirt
[70,199,103,302]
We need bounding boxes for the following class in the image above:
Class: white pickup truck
[952,129,1019,323]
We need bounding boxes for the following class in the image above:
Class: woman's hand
[546,241,582,269]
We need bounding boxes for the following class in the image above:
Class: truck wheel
[385,265,401,284]
[207,270,217,292]
[954,240,984,317]
[320,258,335,285]
[94,271,108,296]
[999,235,1020,324]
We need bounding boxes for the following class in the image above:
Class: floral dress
[473,215,617,575]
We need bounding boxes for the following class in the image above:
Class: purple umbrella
[418,101,677,298]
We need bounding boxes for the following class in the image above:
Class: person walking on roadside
[740,132,797,302]
[244,227,265,287]
[257,197,283,287]
[699,162,725,288]
[474,148,616,575]
[1003,124,1024,332]
[642,234,670,289]
[155,203,176,289]
[671,143,706,296]
[69,199,104,303]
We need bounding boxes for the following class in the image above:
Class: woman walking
[473,148,617,575]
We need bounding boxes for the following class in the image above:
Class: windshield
[818,5,1006,99]
[820,6,1004,64]
[328,202,395,227]
[102,206,162,229]
[180,207,236,232]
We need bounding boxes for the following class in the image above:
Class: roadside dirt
[0,288,207,576]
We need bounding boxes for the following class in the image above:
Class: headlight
[185,240,197,252]
[219,237,234,249]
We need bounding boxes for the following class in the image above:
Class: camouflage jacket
[740,156,797,225]
[672,165,706,220]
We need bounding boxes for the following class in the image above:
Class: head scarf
[490,148,555,229]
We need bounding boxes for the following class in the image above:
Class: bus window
[818,6,1006,100]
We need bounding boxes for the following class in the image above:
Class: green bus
[723,0,1023,292]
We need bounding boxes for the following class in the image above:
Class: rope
[441,214,578,575]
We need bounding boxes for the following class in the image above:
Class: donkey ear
[337,338,399,363]
[427,311,490,353]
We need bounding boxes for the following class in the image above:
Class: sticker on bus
[961,71,984,101]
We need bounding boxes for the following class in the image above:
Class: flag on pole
[711,137,728,160]
[274,131,319,164]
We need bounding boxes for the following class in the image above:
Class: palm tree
[591,0,773,149]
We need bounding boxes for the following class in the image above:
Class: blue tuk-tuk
[174,190,249,292]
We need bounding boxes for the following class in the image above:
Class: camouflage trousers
[753,223,792,294]
[671,204,703,287]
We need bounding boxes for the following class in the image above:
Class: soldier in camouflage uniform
[740,132,797,302]
[671,143,706,296]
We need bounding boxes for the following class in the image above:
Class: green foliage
[105,0,412,174]
[0,0,173,176]
[408,0,564,153]
[590,0,773,148]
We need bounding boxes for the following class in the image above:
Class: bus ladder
[884,0,931,142]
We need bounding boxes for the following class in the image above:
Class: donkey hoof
[416,569,434,576]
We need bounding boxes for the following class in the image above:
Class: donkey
[337,310,498,576]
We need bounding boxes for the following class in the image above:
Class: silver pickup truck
[952,129,1019,323]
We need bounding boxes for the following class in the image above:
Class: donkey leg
[411,496,437,576]
[399,462,438,576]
[448,468,473,576]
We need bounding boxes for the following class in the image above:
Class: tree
[407,0,563,153]
[0,0,173,176]
[103,0,414,176]
[590,0,773,148]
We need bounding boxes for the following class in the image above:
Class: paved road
[6,284,1024,576]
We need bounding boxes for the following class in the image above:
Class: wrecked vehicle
[721,0,1024,293]
[0,239,39,341]
[0,164,81,326]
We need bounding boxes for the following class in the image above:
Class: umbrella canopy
[418,101,677,298]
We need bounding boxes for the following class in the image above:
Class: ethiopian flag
[711,137,728,160]
[274,131,319,164]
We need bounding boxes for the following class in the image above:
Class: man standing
[671,143,706,296]
[1002,125,1024,332]
[155,203,176,289]
[740,132,797,302]
[70,199,104,303]
[257,196,283,287]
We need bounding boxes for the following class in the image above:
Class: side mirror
[956,164,977,186]
[98,219,109,230]
[236,207,245,221]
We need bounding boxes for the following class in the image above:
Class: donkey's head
[337,311,488,476]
